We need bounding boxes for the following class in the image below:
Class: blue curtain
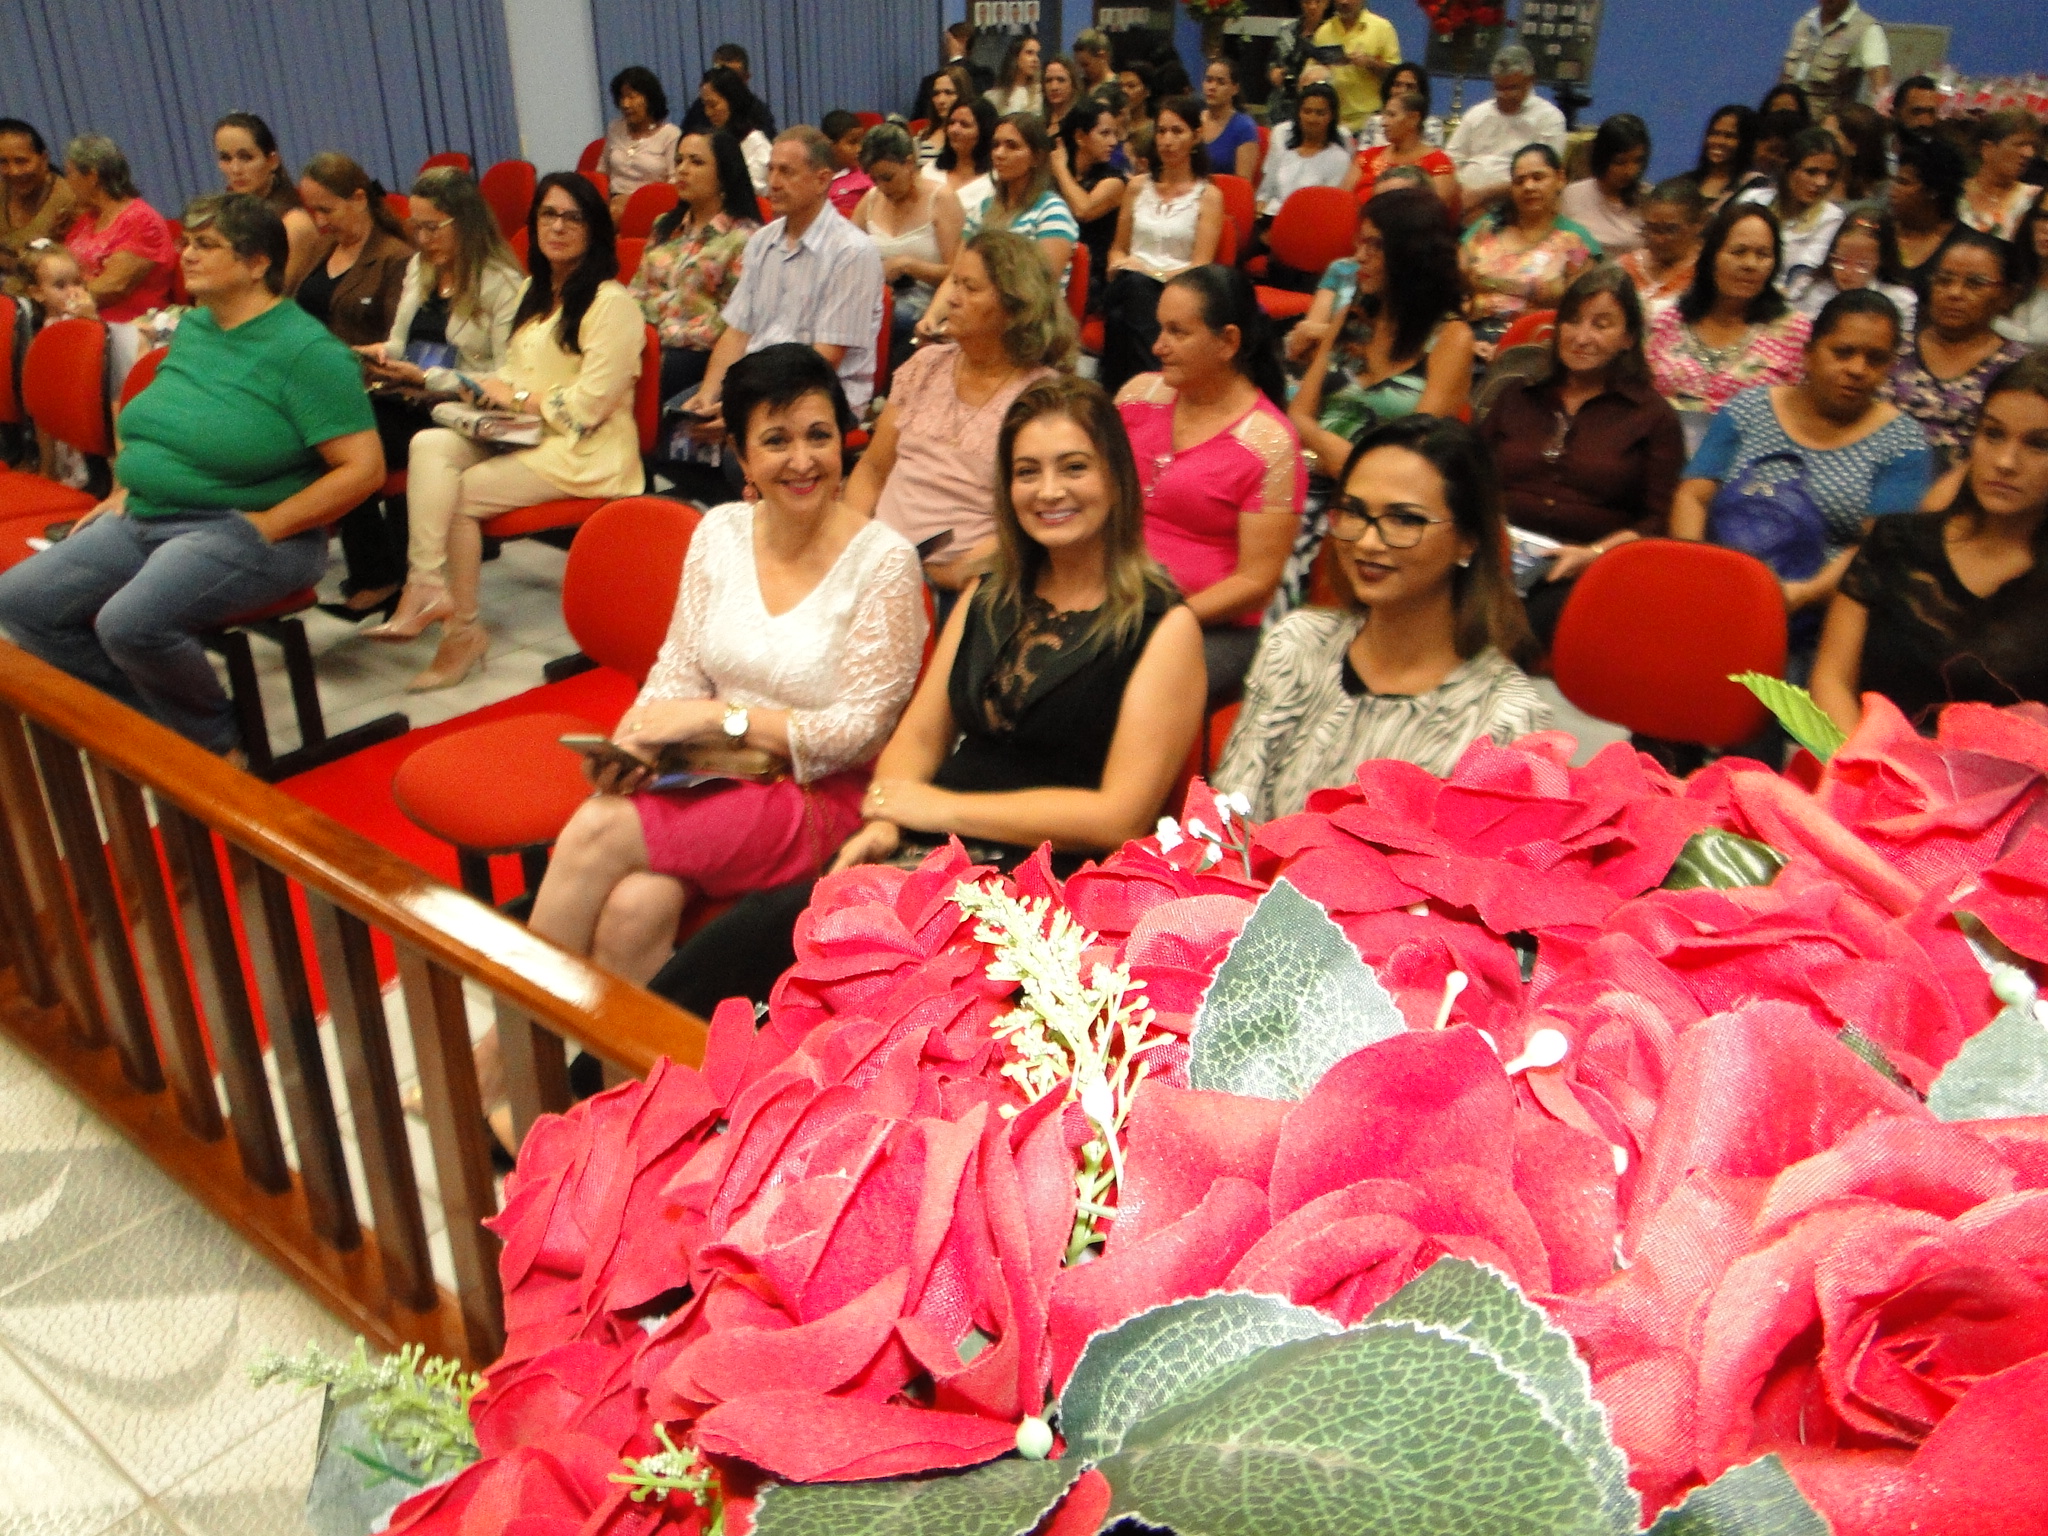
[588,0,944,140]
[3,0,520,216]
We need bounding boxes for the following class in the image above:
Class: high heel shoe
[318,584,403,623]
[364,582,452,642]
[408,619,488,691]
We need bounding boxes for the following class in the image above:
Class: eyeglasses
[1327,499,1449,548]
[408,216,455,236]
[1830,256,1877,277]
[1932,272,2002,293]
[536,208,587,227]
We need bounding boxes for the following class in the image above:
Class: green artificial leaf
[749,1457,1083,1536]
[1646,1454,1830,1536]
[1729,674,1847,762]
[1366,1259,1636,1536]
[1836,1026,1917,1097]
[1187,878,1406,1100]
[1058,1291,1343,1462]
[1661,830,1787,891]
[1928,1001,2048,1121]
[1096,1322,1615,1536]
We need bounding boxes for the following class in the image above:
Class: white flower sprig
[952,879,1177,1263]
[1156,790,1254,875]
[612,1424,724,1526]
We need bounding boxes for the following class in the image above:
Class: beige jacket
[385,253,527,386]
[502,279,645,498]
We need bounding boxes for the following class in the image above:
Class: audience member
[1688,104,1769,215]
[1751,109,1808,184]
[1881,229,2030,469]
[1482,264,1684,645]
[1890,74,1942,155]
[685,128,886,424]
[597,67,683,212]
[1198,58,1261,181]
[0,194,380,756]
[821,111,875,218]
[1347,90,1455,209]
[1779,0,1892,111]
[1793,207,1917,335]
[342,167,526,619]
[1960,110,2041,240]
[1119,266,1303,705]
[1888,135,1965,294]
[1460,144,1600,353]
[694,67,773,193]
[1256,83,1351,219]
[525,344,925,986]
[1358,63,1446,150]
[1674,290,1930,639]
[8,242,96,479]
[851,123,961,364]
[1314,0,1401,134]
[957,113,1077,280]
[1446,46,1567,214]
[1267,0,1335,127]
[934,97,998,228]
[1051,100,1128,311]
[1561,114,1652,256]
[627,127,758,402]
[211,113,316,292]
[912,66,971,171]
[294,153,412,347]
[1823,102,1889,202]
[1994,190,2048,348]
[1618,178,1706,317]
[986,35,1044,117]
[1118,61,1158,135]
[709,43,766,112]
[372,172,643,689]
[1216,414,1545,817]
[1740,126,1845,294]
[1072,28,1119,105]
[1759,83,1814,123]
[60,134,175,324]
[1040,55,1080,135]
[1097,98,1223,394]
[932,21,994,98]
[844,230,1067,594]
[1150,47,1192,99]
[0,120,75,287]
[1648,202,1811,427]
[683,51,778,140]
[1815,352,2048,734]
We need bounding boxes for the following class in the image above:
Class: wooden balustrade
[0,642,707,1367]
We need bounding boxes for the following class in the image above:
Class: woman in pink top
[1117,264,1305,705]
[60,134,175,323]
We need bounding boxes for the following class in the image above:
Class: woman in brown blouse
[0,119,75,288]
[1480,263,1684,646]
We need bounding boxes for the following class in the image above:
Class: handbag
[430,400,543,448]
[1705,448,1828,644]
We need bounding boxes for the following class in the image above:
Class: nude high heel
[407,617,488,691]
[364,580,453,642]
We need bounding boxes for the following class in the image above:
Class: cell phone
[559,734,655,775]
[916,530,955,561]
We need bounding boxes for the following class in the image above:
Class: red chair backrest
[618,182,680,240]
[0,300,18,426]
[1498,309,1558,352]
[1210,172,1256,260]
[478,159,536,239]
[756,194,774,224]
[856,111,885,128]
[1266,186,1359,276]
[118,347,165,411]
[580,170,610,202]
[21,318,111,456]
[1065,242,1090,327]
[510,226,529,265]
[631,324,662,453]
[420,151,472,176]
[385,190,412,224]
[909,118,929,136]
[165,219,192,304]
[561,495,702,680]
[578,138,605,174]
[1550,539,1787,747]
[1214,215,1238,267]
[617,237,646,283]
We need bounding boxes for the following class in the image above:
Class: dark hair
[1678,201,1788,324]
[1590,114,1651,203]
[1810,287,1902,352]
[1755,110,1808,156]
[1980,108,2042,153]
[1824,207,1908,289]
[1950,353,2048,545]
[995,34,1040,93]
[1118,59,1157,114]
[1361,187,1464,361]
[513,171,618,354]
[1384,62,1432,116]
[0,119,48,157]
[1339,415,1533,665]
[1205,54,1241,100]
[721,341,857,449]
[1165,265,1287,406]
[1778,126,1843,214]
[1544,263,1650,391]
[700,66,764,139]
[1644,175,1708,223]
[1692,104,1758,184]
[946,20,974,47]
[1894,75,1941,113]
[1061,100,1125,166]
[1759,82,1811,122]
[988,113,1055,216]
[181,192,289,294]
[1154,97,1211,178]
[610,66,669,123]
[918,65,975,129]
[212,112,300,210]
[1936,226,2025,293]
[301,151,406,240]
[1290,83,1342,148]
[2014,191,2048,299]
[1373,164,1432,196]
[935,96,998,175]
[653,130,758,238]
[1828,104,1890,201]
[821,109,863,143]
[1895,135,1968,215]
[713,42,749,73]
[1489,142,1561,228]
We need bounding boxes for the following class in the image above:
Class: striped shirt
[721,204,886,413]
[1215,609,1550,821]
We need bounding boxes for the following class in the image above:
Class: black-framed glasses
[1327,498,1449,548]
[536,208,587,227]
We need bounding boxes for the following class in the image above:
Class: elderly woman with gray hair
[60,133,177,323]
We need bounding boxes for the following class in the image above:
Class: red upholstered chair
[1065,243,1090,328]
[909,118,929,136]
[1254,187,1358,320]
[579,170,610,202]
[1498,309,1559,352]
[420,151,472,176]
[393,496,703,901]
[510,226,529,265]
[1549,540,1788,748]
[843,289,895,453]
[1210,173,1256,264]
[479,159,537,238]
[164,219,193,304]
[0,298,21,431]
[618,182,680,239]
[0,340,162,571]
[617,237,646,283]
[756,194,774,224]
[0,319,112,530]
[856,111,885,128]
[578,138,605,174]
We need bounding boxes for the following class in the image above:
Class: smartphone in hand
[559,734,655,776]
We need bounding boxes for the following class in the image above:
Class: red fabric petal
[1112,1083,1288,1247]
[694,1392,1017,1481]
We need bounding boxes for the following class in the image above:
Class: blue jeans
[0,510,328,752]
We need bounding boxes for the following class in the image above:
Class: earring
[1457,557,1471,568]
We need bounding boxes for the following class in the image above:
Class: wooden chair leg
[213,630,274,774]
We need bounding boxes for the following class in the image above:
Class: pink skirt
[631,769,867,900]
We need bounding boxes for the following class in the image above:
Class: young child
[7,241,96,482]
[823,110,873,218]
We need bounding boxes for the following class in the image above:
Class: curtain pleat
[1,0,520,214]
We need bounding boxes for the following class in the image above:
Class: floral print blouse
[1460,217,1599,332]
[1882,336,2032,468]
[1647,307,1812,416]
[627,210,756,354]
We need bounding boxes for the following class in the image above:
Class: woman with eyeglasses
[1214,414,1545,820]
[368,172,644,689]
[1882,229,2029,470]
[1617,178,1706,319]
[1792,209,1918,336]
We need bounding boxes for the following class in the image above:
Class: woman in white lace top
[525,344,927,985]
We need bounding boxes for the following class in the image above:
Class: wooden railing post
[498,997,572,1148]
[0,707,101,1037]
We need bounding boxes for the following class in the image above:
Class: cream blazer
[500,280,646,498]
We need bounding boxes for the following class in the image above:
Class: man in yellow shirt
[1310,0,1401,132]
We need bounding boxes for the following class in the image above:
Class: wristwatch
[512,388,531,410]
[722,702,749,740]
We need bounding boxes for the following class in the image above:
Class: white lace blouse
[635,503,928,782]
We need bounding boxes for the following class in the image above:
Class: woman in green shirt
[0,193,381,757]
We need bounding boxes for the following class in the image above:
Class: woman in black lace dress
[1813,353,2048,735]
